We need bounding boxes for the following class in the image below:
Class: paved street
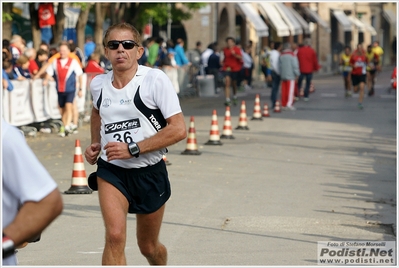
[17,67,396,266]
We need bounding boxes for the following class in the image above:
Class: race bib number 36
[104,119,144,143]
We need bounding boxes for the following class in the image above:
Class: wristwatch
[3,233,15,259]
[128,142,140,158]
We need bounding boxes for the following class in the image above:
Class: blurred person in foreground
[84,22,186,265]
[2,118,63,266]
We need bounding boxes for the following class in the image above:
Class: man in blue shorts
[84,22,187,265]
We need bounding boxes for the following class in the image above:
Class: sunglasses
[107,40,139,50]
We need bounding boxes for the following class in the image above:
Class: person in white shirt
[269,42,282,109]
[2,119,63,266]
[200,42,215,74]
[43,41,84,137]
[84,22,187,266]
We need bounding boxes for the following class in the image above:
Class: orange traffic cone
[205,110,223,145]
[163,154,171,165]
[274,101,281,113]
[251,94,263,120]
[221,106,235,139]
[65,139,93,194]
[235,100,249,130]
[181,116,202,155]
[262,103,270,117]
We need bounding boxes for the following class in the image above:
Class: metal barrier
[3,73,97,134]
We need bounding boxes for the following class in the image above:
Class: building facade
[179,2,397,78]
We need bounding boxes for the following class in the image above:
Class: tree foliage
[125,3,207,30]
[2,2,206,49]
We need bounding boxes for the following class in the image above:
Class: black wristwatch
[128,142,140,158]
[3,233,15,259]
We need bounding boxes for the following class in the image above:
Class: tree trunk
[2,3,13,41]
[29,3,41,50]
[76,4,92,51]
[94,3,106,55]
[53,3,65,45]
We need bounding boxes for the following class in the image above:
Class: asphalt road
[16,67,396,266]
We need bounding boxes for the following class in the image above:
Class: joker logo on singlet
[104,119,144,143]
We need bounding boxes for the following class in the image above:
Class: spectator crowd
[2,33,389,137]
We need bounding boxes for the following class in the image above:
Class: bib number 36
[113,131,134,143]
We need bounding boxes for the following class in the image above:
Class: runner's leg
[98,177,129,265]
[136,204,167,265]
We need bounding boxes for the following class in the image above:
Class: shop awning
[258,2,290,37]
[304,7,331,33]
[382,9,397,26]
[236,3,269,37]
[274,3,302,36]
[331,9,352,32]
[347,16,366,32]
[360,19,377,36]
[287,6,310,35]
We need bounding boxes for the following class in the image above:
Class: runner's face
[59,45,70,59]
[105,29,143,72]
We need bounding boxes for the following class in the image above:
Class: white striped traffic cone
[262,103,270,117]
[65,139,93,194]
[235,100,249,130]
[205,110,223,145]
[221,106,235,139]
[181,116,202,155]
[274,101,281,113]
[251,94,263,120]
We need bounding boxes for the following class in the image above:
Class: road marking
[321,93,338,97]
[77,251,102,254]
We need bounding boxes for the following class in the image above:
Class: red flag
[38,3,55,28]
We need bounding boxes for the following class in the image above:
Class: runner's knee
[138,241,157,258]
[106,228,126,246]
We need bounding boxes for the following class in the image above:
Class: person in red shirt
[221,37,243,106]
[350,43,367,109]
[296,38,319,101]
[25,48,39,76]
[84,52,105,74]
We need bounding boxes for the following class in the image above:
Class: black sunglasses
[107,40,139,50]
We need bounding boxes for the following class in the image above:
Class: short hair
[90,52,101,61]
[59,41,70,50]
[196,41,201,47]
[37,48,48,57]
[3,59,12,69]
[10,35,22,44]
[3,39,10,48]
[344,45,351,51]
[103,22,141,47]
[367,45,372,50]
[24,48,36,59]
[68,41,77,52]
[16,55,29,65]
[282,42,291,50]
[225,37,235,43]
[274,42,282,50]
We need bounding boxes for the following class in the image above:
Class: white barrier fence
[2,73,90,127]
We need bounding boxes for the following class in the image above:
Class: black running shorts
[351,74,366,86]
[96,158,171,214]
